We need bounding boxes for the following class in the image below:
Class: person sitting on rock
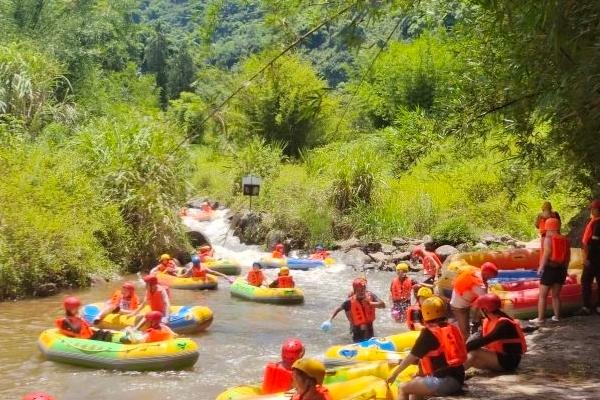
[272,243,286,259]
[247,262,266,287]
[390,263,414,322]
[269,266,295,288]
[411,247,443,284]
[150,253,177,276]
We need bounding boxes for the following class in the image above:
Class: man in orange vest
[269,266,295,288]
[132,275,171,323]
[535,201,561,238]
[262,338,305,394]
[388,296,466,399]
[530,217,570,323]
[290,358,332,400]
[93,281,140,324]
[150,253,178,276]
[323,278,385,343]
[465,294,527,372]
[390,263,414,322]
[411,247,442,283]
[580,199,600,315]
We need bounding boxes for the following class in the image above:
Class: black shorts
[540,266,567,286]
[352,324,374,343]
[497,353,521,372]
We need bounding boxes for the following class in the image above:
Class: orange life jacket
[482,317,527,354]
[191,266,207,278]
[247,270,265,287]
[55,316,94,339]
[262,362,293,394]
[146,286,168,314]
[405,305,423,331]
[271,250,284,259]
[145,327,173,343]
[549,234,570,265]
[276,275,294,288]
[310,251,330,260]
[453,271,483,296]
[390,277,413,301]
[109,290,139,311]
[538,212,559,236]
[420,324,467,376]
[291,386,332,400]
[349,294,376,326]
[157,260,176,274]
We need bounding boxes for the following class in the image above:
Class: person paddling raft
[198,244,214,262]
[321,278,385,343]
[390,263,414,322]
[182,255,231,282]
[269,266,295,288]
[262,338,305,394]
[290,358,332,400]
[150,253,177,276]
[465,294,527,373]
[387,296,466,399]
[530,217,570,324]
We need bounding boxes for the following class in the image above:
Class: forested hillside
[1,0,598,298]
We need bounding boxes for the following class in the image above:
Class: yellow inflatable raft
[324,330,420,364]
[38,328,198,371]
[156,271,218,290]
[230,279,304,304]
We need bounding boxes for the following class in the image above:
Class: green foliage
[228,136,285,193]
[431,217,476,246]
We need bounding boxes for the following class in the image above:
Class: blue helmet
[191,255,201,265]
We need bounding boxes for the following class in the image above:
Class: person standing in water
[390,263,414,321]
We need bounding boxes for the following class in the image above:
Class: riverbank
[448,315,600,400]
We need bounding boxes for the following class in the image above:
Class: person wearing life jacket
[183,255,229,281]
[272,243,286,259]
[580,199,600,315]
[323,278,385,343]
[406,286,434,331]
[290,358,332,400]
[22,392,56,400]
[530,217,571,324]
[132,275,170,322]
[262,338,305,394]
[247,262,266,287]
[198,245,215,262]
[535,201,561,238]
[465,294,527,372]
[309,245,330,260]
[411,247,443,283]
[55,296,94,339]
[390,263,414,322]
[269,266,295,288]
[450,262,498,339]
[388,296,466,399]
[150,253,177,276]
[122,311,177,344]
[201,201,212,212]
[93,281,140,324]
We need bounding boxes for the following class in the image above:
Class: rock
[392,237,408,247]
[35,283,58,297]
[500,234,513,243]
[409,239,423,246]
[265,229,285,251]
[409,262,422,272]
[368,251,389,263]
[185,230,210,248]
[422,235,435,251]
[231,210,267,245]
[481,234,498,245]
[363,242,382,254]
[506,239,517,247]
[473,242,488,250]
[88,273,107,286]
[342,247,371,266]
[382,263,395,271]
[332,237,361,251]
[457,243,470,252]
[391,251,411,263]
[406,244,418,254]
[363,263,377,271]
[435,245,459,261]
[381,243,396,254]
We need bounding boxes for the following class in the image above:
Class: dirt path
[445,316,600,400]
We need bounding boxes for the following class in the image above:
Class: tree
[167,44,197,99]
[143,23,169,109]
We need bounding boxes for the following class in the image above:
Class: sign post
[242,175,261,211]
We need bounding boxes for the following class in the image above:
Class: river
[0,209,408,400]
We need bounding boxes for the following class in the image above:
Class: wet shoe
[528,318,545,324]
[551,316,560,322]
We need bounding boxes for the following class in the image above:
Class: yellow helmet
[160,254,171,262]
[292,358,326,384]
[421,296,446,322]
[395,263,409,272]
[279,266,290,275]
[417,287,433,299]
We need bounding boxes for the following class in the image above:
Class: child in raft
[121,311,177,344]
[56,296,112,341]
[247,262,266,287]
[93,281,139,324]
[269,266,295,288]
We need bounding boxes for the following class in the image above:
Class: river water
[0,210,408,400]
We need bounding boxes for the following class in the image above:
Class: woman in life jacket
[405,286,434,331]
[390,263,414,322]
[269,266,295,288]
[247,262,266,287]
[388,296,466,399]
[93,281,140,324]
[535,201,561,238]
[530,218,570,324]
[122,311,177,344]
[150,253,178,276]
[322,278,385,343]
[131,275,171,324]
[272,243,286,259]
[198,245,215,262]
[56,296,113,341]
[183,255,230,281]
[262,338,305,394]
[290,358,332,400]
[465,294,527,372]
[411,247,443,284]
[450,262,498,339]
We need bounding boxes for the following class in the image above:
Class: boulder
[481,234,498,245]
[343,247,371,266]
[368,251,389,264]
[231,211,267,245]
[435,245,459,261]
[333,237,361,251]
[381,263,395,272]
[363,242,383,254]
[35,283,58,297]
[500,234,513,243]
[392,237,408,247]
[473,242,489,250]
[391,251,411,263]
[422,235,435,251]
[265,229,285,251]
[457,243,470,252]
[185,230,210,248]
[408,261,422,272]
[363,263,377,271]
[381,243,396,255]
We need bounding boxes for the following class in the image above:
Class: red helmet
[281,338,305,366]
[475,293,502,313]
[22,393,56,400]
[275,243,284,251]
[544,218,560,231]
[63,296,81,310]
[480,262,498,279]
[143,275,158,285]
[145,311,163,323]
[122,281,135,291]
[352,278,366,291]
